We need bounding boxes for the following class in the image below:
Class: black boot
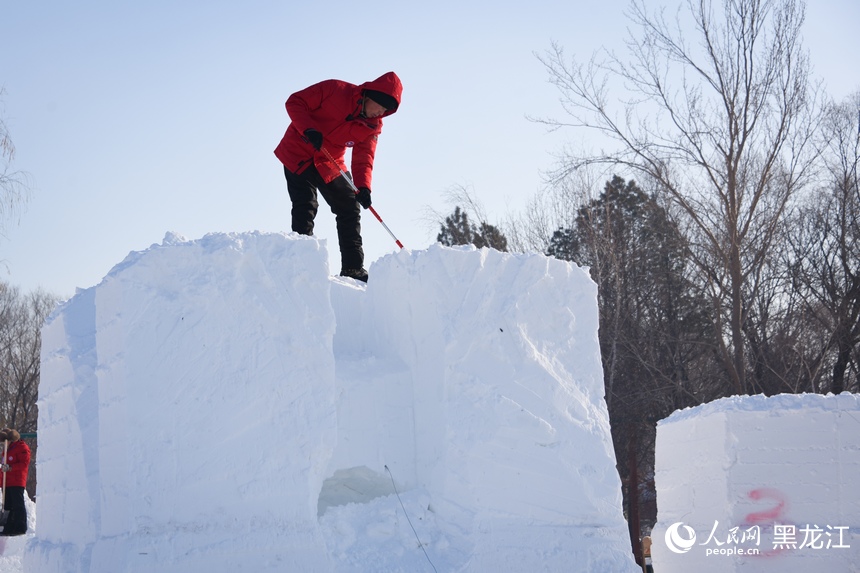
[340,268,369,283]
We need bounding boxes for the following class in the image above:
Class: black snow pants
[0,486,27,536]
[283,164,364,271]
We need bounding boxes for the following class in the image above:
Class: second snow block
[324,244,639,572]
[653,393,860,573]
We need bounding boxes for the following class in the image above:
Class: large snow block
[653,393,860,573]
[29,232,338,573]
[30,234,639,573]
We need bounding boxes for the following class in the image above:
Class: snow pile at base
[29,232,639,573]
[653,393,860,573]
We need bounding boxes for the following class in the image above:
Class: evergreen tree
[437,206,508,251]
[437,206,473,247]
[547,175,719,547]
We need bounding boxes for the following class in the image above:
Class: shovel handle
[319,147,405,250]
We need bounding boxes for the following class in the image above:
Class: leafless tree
[535,0,822,395]
[0,89,29,238]
[0,283,59,432]
[504,168,600,254]
[0,283,59,497]
[785,92,860,393]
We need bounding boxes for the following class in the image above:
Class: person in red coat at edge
[0,428,30,536]
[274,71,403,283]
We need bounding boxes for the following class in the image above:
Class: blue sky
[1,0,858,297]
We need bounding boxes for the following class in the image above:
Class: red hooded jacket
[4,440,30,488]
[274,71,402,190]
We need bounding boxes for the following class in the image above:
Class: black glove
[303,128,323,151]
[356,187,372,209]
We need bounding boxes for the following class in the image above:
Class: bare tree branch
[535,0,822,394]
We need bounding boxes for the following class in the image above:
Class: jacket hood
[360,71,402,115]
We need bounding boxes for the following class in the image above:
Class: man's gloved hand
[0,464,9,472]
[303,128,323,151]
[356,187,372,209]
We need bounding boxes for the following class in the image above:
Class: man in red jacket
[274,71,403,282]
[0,428,30,536]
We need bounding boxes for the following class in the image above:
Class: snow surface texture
[29,232,639,573]
[653,393,860,572]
